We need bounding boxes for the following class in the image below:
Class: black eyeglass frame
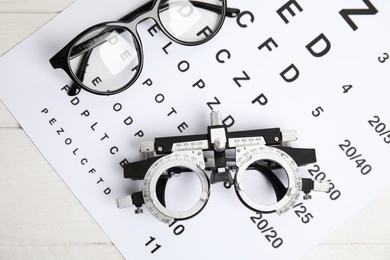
[50,0,240,96]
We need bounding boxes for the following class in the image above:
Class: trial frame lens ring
[142,150,210,224]
[234,145,302,215]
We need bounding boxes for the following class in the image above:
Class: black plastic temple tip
[68,84,81,96]
[119,0,154,22]
[227,7,240,18]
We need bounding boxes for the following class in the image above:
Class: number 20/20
[250,212,284,249]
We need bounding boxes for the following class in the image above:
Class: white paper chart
[0,0,389,259]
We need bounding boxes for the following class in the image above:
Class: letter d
[306,33,331,58]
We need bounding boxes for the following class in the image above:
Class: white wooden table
[0,1,389,259]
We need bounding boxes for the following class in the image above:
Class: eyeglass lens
[158,0,224,43]
[69,26,140,93]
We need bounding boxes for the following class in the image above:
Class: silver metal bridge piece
[209,111,227,152]
[210,110,223,126]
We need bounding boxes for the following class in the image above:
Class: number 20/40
[339,139,372,175]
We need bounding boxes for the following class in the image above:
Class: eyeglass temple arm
[119,1,154,22]
[70,1,239,58]
[188,1,240,18]
[68,29,115,96]
[72,1,239,56]
[68,51,92,96]
[68,1,240,95]
[119,0,240,22]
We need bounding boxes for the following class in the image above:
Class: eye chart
[0,0,389,259]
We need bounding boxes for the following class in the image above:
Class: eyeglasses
[50,0,240,96]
